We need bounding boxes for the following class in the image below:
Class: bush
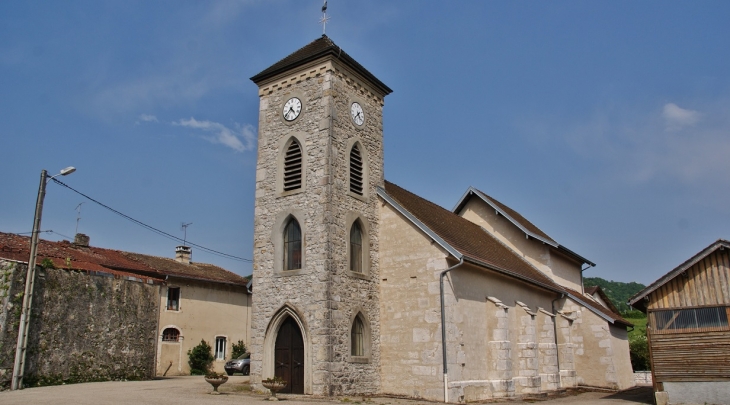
[188,339,214,375]
[629,335,651,371]
[231,340,247,359]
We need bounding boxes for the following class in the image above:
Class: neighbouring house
[629,239,730,405]
[0,231,251,389]
[247,35,634,402]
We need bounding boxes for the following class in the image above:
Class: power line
[50,178,252,263]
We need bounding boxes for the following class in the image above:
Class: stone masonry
[250,44,389,396]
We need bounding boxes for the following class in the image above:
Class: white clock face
[350,102,364,126]
[283,97,302,121]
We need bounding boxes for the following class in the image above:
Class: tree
[231,340,247,359]
[187,339,214,375]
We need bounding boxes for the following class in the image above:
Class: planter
[204,376,228,394]
[261,380,288,401]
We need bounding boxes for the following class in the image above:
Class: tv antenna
[319,0,330,35]
[181,222,193,246]
[75,202,84,235]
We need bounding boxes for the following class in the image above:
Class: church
[248,35,633,402]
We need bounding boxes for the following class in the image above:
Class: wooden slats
[349,144,364,195]
[283,140,303,191]
[650,331,730,382]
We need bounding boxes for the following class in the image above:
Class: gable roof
[378,181,630,327]
[453,187,595,267]
[250,35,392,96]
[0,232,249,288]
[628,238,730,308]
[584,285,620,314]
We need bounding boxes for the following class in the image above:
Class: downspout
[579,264,592,295]
[551,293,564,383]
[439,256,464,403]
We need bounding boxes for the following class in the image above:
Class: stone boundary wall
[633,371,652,385]
[0,260,160,390]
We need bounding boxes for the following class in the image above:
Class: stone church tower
[249,36,392,396]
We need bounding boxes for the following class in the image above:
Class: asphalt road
[0,376,653,405]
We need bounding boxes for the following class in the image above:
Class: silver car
[224,353,250,376]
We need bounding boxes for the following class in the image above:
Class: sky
[2,1,729,286]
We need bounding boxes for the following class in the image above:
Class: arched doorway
[275,316,304,394]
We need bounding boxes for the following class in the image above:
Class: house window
[351,316,364,356]
[162,327,180,342]
[215,337,226,360]
[283,139,303,191]
[650,306,730,333]
[167,287,180,311]
[349,144,363,195]
[284,218,302,270]
[350,221,363,273]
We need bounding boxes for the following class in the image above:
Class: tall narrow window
[215,336,226,360]
[283,140,303,191]
[349,144,363,195]
[351,316,364,356]
[350,221,363,273]
[167,287,180,311]
[284,218,302,270]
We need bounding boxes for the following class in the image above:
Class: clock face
[283,97,302,121]
[350,102,364,126]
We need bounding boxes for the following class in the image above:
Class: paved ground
[0,376,653,405]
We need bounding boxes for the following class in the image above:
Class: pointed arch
[346,138,369,200]
[277,133,307,196]
[262,304,312,394]
[345,212,370,278]
[348,309,372,362]
[271,210,306,274]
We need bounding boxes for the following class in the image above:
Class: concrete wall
[458,199,583,292]
[0,260,159,390]
[661,381,730,405]
[157,278,250,375]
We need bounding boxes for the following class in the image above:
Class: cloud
[137,114,158,123]
[174,117,256,152]
[662,103,701,130]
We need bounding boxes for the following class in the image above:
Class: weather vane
[319,0,330,35]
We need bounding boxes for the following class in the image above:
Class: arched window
[349,143,363,195]
[162,327,180,342]
[283,139,303,191]
[351,316,365,356]
[284,218,302,270]
[350,221,363,273]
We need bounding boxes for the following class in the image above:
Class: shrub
[231,340,247,359]
[629,334,651,371]
[187,339,214,375]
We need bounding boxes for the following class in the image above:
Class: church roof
[380,181,559,292]
[0,231,249,287]
[250,35,392,96]
[378,182,630,327]
[453,187,595,267]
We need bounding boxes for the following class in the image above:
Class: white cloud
[662,103,701,130]
[138,114,158,123]
[174,117,256,152]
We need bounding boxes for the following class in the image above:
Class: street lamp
[11,167,76,390]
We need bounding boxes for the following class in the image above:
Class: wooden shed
[629,239,730,405]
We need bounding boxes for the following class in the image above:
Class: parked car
[224,352,250,376]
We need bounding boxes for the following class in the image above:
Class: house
[629,239,730,405]
[247,35,633,402]
[0,231,250,389]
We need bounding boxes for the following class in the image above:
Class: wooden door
[274,317,304,394]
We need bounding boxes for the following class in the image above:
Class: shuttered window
[283,140,302,191]
[349,144,363,195]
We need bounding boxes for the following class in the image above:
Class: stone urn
[204,374,228,394]
[261,378,288,401]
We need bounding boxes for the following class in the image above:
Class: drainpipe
[439,256,464,403]
[551,294,564,384]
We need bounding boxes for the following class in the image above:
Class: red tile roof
[563,287,633,327]
[0,232,249,287]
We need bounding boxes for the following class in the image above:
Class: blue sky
[2,1,729,286]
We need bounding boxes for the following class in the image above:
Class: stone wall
[0,259,159,390]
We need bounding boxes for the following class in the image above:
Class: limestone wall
[0,260,159,390]
[157,278,250,375]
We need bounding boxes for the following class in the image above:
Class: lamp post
[11,166,76,391]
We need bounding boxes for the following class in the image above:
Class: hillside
[583,277,646,313]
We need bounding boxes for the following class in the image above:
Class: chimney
[175,246,192,264]
[74,233,90,247]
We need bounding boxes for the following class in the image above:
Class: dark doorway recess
[274,316,304,394]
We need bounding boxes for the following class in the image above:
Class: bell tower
[249,36,392,396]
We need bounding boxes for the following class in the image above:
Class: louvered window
[283,140,302,191]
[350,144,363,195]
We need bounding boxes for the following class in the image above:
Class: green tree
[231,340,247,359]
[187,339,214,375]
